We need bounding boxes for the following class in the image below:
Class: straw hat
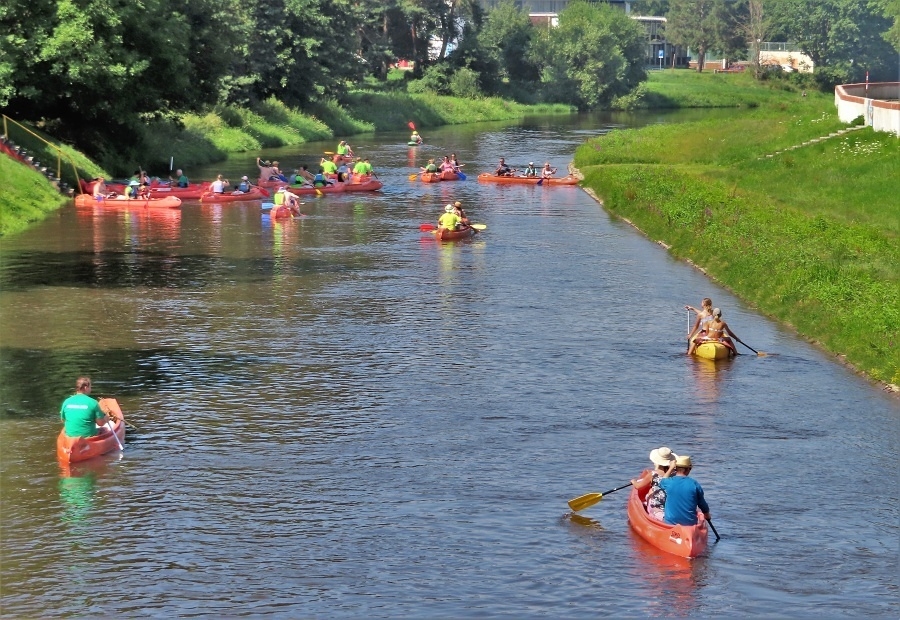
[444,204,454,212]
[675,455,693,468]
[649,447,678,467]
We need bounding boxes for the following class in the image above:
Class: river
[1,111,897,617]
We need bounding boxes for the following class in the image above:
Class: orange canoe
[199,187,267,203]
[432,226,477,241]
[75,195,182,209]
[626,476,709,559]
[56,398,126,465]
[476,173,579,186]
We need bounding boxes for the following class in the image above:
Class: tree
[529,1,647,110]
[868,0,900,51]
[477,0,539,84]
[743,0,772,78]
[770,0,897,81]
[666,0,720,72]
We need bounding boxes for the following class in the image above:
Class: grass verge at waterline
[576,96,899,387]
[0,156,69,237]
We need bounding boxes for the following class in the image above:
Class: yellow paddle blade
[324,151,335,155]
[315,189,323,197]
[568,492,603,512]
[470,223,487,231]
[408,174,418,181]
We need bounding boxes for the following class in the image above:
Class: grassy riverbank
[576,91,900,386]
[138,94,573,174]
[0,157,70,237]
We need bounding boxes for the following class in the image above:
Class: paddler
[438,203,461,232]
[658,455,711,526]
[60,377,111,438]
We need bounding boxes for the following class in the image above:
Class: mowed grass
[0,157,68,237]
[576,78,900,385]
[638,69,809,108]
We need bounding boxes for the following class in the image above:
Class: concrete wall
[835,83,900,136]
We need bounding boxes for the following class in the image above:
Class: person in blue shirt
[658,455,710,526]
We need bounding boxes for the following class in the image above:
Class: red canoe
[626,475,709,559]
[199,187,267,203]
[476,173,579,185]
[432,226,478,241]
[420,171,460,182]
[57,398,126,465]
[75,194,182,209]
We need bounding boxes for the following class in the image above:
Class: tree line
[1,0,896,162]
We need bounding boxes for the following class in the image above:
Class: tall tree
[666,0,719,71]
[477,0,539,84]
[770,0,897,80]
[530,0,647,110]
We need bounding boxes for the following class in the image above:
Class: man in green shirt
[60,377,110,437]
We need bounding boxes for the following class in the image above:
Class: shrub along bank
[575,96,899,386]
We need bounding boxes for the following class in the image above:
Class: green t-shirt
[60,394,105,437]
[322,160,338,174]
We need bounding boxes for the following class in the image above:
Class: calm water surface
[1,112,897,617]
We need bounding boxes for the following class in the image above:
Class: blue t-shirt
[658,475,709,526]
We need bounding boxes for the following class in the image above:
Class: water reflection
[628,534,703,617]
[687,357,730,404]
[58,455,119,531]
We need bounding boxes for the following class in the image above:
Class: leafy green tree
[666,0,720,71]
[477,0,539,84]
[530,0,647,110]
[770,0,897,81]
[631,0,671,16]
[870,0,900,50]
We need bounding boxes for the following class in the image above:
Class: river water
[1,112,897,617]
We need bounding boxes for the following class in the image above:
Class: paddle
[99,400,124,451]
[568,481,633,512]
[457,170,467,180]
[708,518,721,541]
[408,121,416,131]
[732,336,768,356]
[420,223,486,232]
[536,178,544,186]
[409,173,418,181]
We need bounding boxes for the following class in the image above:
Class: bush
[408,64,453,95]
[450,68,483,99]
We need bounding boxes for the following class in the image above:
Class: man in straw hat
[632,447,679,520]
[658,455,711,526]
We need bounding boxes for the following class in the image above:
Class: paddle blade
[457,171,467,180]
[324,151,335,155]
[536,178,544,186]
[420,223,437,231]
[261,202,274,211]
[315,189,323,197]
[408,121,416,130]
[408,174,418,181]
[470,223,487,231]
[568,492,604,512]
[258,187,271,197]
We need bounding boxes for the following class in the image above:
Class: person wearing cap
[410,130,422,144]
[523,162,538,177]
[541,162,557,179]
[658,455,711,526]
[125,179,141,199]
[495,157,512,177]
[209,174,229,194]
[438,204,461,232]
[632,447,678,521]
[702,308,741,354]
[233,175,252,193]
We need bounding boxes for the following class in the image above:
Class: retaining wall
[834,82,900,136]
